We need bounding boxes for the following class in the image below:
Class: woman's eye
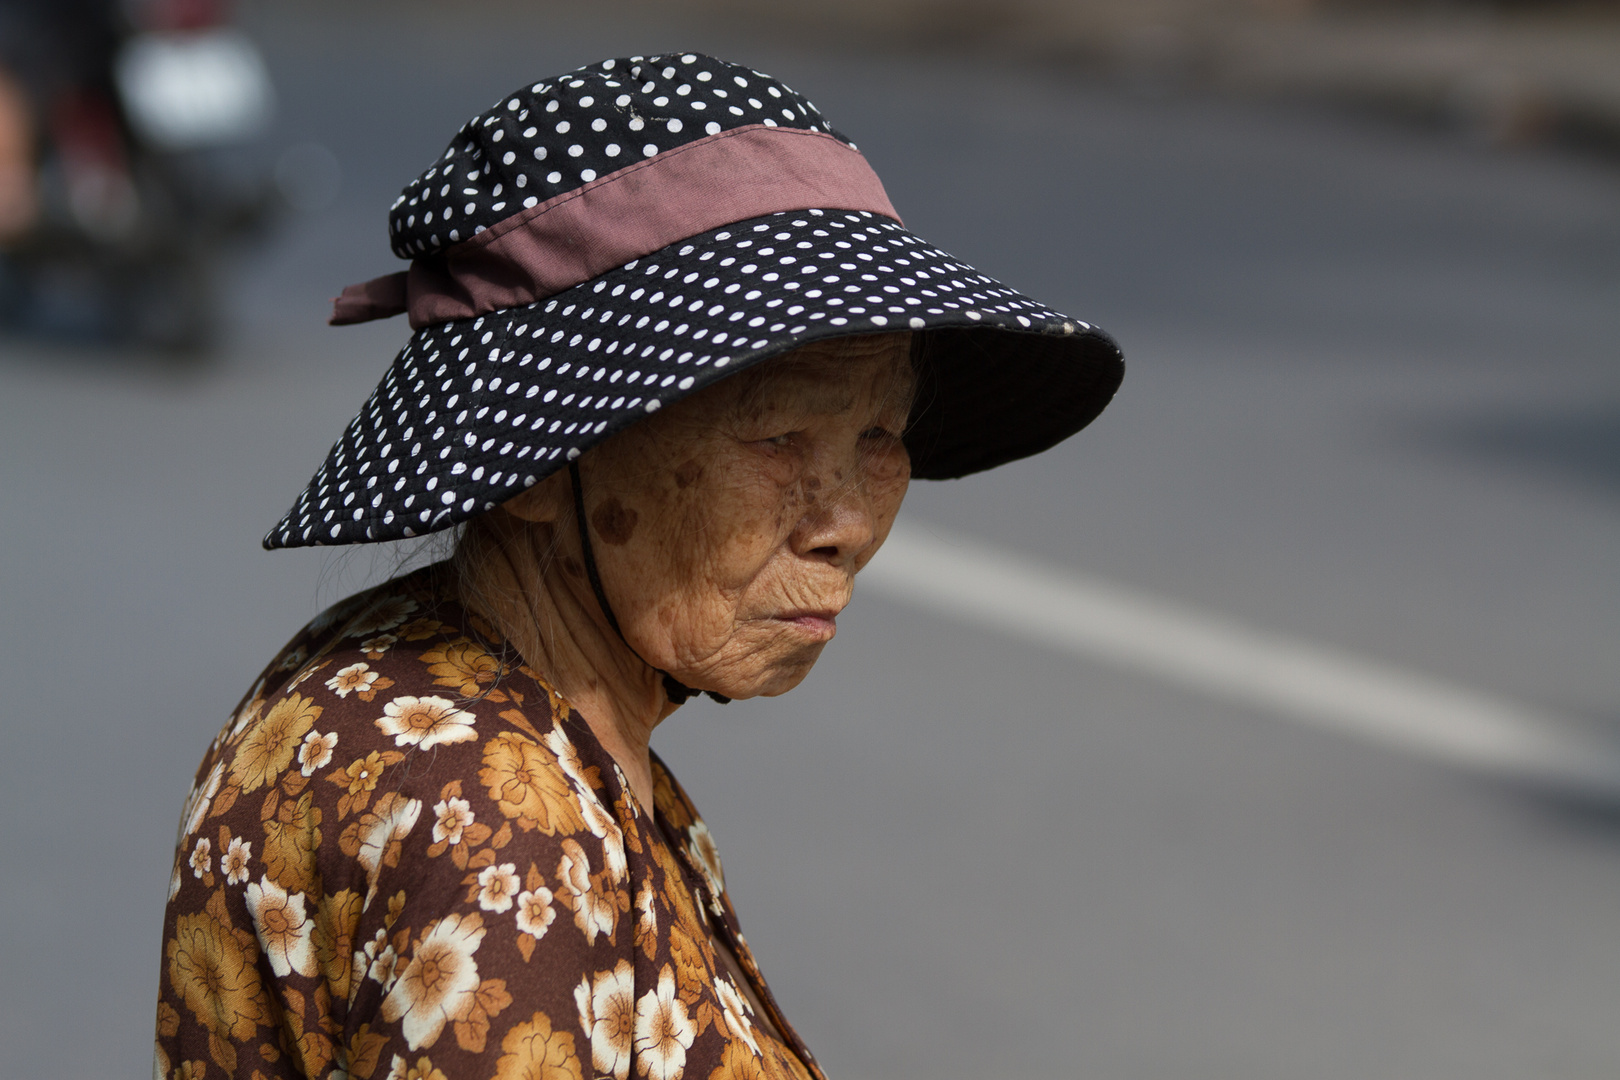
[768,434,793,446]
[860,426,898,441]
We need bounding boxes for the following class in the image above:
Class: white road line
[865,522,1620,793]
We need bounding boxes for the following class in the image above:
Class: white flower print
[375,695,478,751]
[635,880,658,947]
[189,837,211,879]
[687,820,726,898]
[359,928,399,988]
[220,835,252,886]
[360,633,398,658]
[544,726,591,792]
[431,797,474,845]
[578,791,629,885]
[286,663,322,691]
[245,875,317,977]
[180,760,223,840]
[381,912,486,1050]
[575,960,636,1080]
[347,595,418,637]
[714,976,759,1055]
[228,690,265,739]
[356,796,423,905]
[326,662,381,698]
[557,838,616,944]
[477,862,521,914]
[298,729,338,776]
[167,860,182,902]
[515,887,556,940]
[633,965,695,1080]
[613,763,640,816]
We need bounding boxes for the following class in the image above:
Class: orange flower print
[397,616,450,641]
[479,732,587,836]
[166,908,268,1069]
[634,965,695,1080]
[381,912,486,1050]
[708,1040,766,1080]
[376,695,478,751]
[634,881,658,960]
[299,730,337,777]
[385,1054,449,1080]
[491,1011,584,1080]
[421,638,505,697]
[244,875,317,978]
[432,797,474,845]
[327,662,382,698]
[575,960,636,1080]
[337,751,388,797]
[220,835,251,886]
[229,693,321,794]
[313,888,363,1003]
[477,862,521,914]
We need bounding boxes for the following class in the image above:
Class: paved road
[2,4,1618,1077]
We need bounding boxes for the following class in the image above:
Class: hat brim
[266,208,1122,549]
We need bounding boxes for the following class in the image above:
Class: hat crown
[387,53,845,260]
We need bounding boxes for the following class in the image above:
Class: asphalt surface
[2,4,1618,1078]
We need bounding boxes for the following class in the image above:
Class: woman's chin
[687,642,828,701]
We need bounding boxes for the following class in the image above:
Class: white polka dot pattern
[388,53,844,259]
[265,55,1124,550]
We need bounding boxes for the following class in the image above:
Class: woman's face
[562,333,913,699]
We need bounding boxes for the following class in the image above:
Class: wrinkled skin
[458,332,913,809]
[581,332,914,698]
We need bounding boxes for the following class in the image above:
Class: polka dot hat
[265,52,1123,549]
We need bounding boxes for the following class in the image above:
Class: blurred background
[2,0,1618,1077]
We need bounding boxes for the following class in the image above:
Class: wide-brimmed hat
[265,53,1123,549]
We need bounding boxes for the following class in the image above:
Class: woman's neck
[453,514,677,811]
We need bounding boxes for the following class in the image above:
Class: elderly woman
[155,54,1121,1080]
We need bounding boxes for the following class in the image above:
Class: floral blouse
[156,564,823,1080]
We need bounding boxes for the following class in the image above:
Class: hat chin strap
[567,460,731,707]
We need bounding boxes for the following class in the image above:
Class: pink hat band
[330,125,902,330]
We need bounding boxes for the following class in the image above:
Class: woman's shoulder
[176,563,610,867]
[242,564,550,720]
[160,573,668,1079]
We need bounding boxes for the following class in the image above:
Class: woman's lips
[779,611,838,639]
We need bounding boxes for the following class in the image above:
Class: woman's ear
[498,469,571,524]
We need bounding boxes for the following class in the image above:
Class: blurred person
[155,53,1122,1080]
[0,0,123,240]
[0,65,32,239]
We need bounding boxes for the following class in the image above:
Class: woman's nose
[790,466,878,568]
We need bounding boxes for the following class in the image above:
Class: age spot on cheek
[673,459,704,489]
[591,497,639,546]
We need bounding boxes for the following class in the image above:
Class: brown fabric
[329,125,900,329]
[330,271,410,327]
[155,564,823,1080]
